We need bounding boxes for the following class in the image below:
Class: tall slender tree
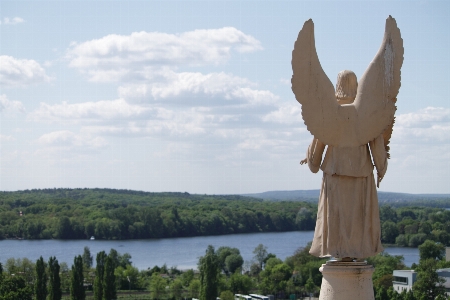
[35,256,48,300]
[70,255,85,300]
[93,251,106,300]
[0,262,3,283]
[82,247,93,270]
[48,256,62,300]
[199,245,219,300]
[102,255,116,300]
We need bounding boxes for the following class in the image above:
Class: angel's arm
[369,135,388,187]
[302,138,326,173]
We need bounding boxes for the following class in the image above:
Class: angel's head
[335,70,358,105]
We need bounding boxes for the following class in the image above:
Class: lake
[0,231,418,269]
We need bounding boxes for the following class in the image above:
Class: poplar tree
[102,255,116,300]
[93,251,106,300]
[82,247,93,269]
[48,256,62,300]
[35,256,48,300]
[199,245,219,300]
[70,255,85,300]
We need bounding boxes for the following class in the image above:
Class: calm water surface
[0,231,418,269]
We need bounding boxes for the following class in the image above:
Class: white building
[393,270,416,293]
[393,268,450,295]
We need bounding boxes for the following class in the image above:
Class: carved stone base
[318,261,374,300]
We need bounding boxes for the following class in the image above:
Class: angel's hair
[336,70,358,104]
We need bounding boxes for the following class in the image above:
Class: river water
[0,231,418,270]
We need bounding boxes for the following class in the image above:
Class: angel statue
[292,16,403,260]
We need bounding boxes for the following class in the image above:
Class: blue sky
[0,0,449,194]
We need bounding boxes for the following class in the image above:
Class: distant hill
[243,190,450,207]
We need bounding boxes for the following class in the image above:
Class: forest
[1,188,450,249]
[0,189,317,240]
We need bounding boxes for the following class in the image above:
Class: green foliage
[219,290,234,300]
[48,256,62,300]
[82,247,93,269]
[149,273,166,299]
[413,258,446,300]
[418,240,445,261]
[70,255,85,300]
[259,257,292,294]
[94,251,106,300]
[188,279,201,299]
[102,256,116,300]
[0,188,314,240]
[181,269,194,287]
[216,247,241,275]
[199,245,219,300]
[253,244,268,269]
[229,272,252,294]
[0,276,32,300]
[34,256,47,300]
[170,279,183,299]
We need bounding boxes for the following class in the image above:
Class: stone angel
[291,16,403,260]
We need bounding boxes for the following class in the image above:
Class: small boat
[90,236,95,240]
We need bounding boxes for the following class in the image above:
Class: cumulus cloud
[0,56,52,87]
[262,102,303,124]
[66,27,262,82]
[28,99,157,122]
[0,94,25,112]
[118,71,278,106]
[38,130,107,150]
[394,107,450,143]
[0,17,24,25]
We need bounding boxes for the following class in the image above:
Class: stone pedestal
[318,261,374,300]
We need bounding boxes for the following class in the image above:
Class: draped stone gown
[307,135,387,259]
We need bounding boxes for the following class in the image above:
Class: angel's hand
[300,158,307,165]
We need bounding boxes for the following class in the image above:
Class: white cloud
[0,134,14,142]
[0,17,24,25]
[262,102,303,124]
[0,94,25,112]
[66,27,262,82]
[37,130,107,150]
[28,99,155,122]
[0,56,52,87]
[118,71,279,107]
[395,107,450,142]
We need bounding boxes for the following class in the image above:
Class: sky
[0,0,449,195]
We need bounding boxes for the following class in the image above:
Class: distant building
[393,270,416,293]
[393,268,450,295]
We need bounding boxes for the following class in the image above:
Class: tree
[216,247,241,275]
[0,276,33,300]
[199,245,219,300]
[82,247,93,269]
[225,254,244,274]
[219,290,234,300]
[188,279,201,299]
[0,262,3,283]
[70,255,85,300]
[94,251,106,300]
[381,221,399,243]
[419,240,445,261]
[171,279,183,299]
[102,256,116,300]
[35,256,48,300]
[48,256,62,300]
[413,258,446,300]
[253,244,268,269]
[149,273,166,299]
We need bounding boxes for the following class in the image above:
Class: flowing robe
[307,135,387,259]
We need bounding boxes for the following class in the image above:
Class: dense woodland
[1,188,450,249]
[0,189,316,240]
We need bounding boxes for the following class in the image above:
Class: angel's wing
[291,16,403,148]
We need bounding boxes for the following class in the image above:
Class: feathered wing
[292,16,403,148]
[353,16,403,149]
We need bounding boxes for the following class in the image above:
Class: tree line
[0,189,316,240]
[380,205,450,247]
